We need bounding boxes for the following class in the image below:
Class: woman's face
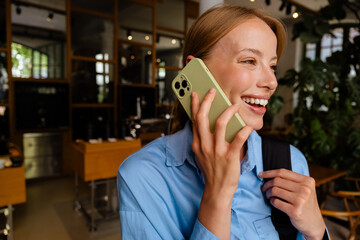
[203,17,278,130]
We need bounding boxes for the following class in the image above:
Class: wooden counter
[71,139,142,182]
[0,163,26,207]
[309,163,347,187]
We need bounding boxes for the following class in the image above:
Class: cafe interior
[0,0,359,239]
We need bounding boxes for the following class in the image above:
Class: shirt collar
[246,130,264,181]
[165,121,194,167]
[165,121,264,181]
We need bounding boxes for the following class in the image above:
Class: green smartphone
[172,58,246,142]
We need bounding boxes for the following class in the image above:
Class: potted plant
[278,0,360,176]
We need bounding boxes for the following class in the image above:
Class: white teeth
[241,97,269,106]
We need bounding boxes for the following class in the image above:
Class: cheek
[227,70,253,100]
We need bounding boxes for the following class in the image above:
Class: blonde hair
[171,5,287,133]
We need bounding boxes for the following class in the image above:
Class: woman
[117,5,327,240]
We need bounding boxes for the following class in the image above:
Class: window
[12,42,48,78]
[304,26,359,63]
[95,53,110,103]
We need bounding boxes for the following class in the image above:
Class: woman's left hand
[260,169,325,240]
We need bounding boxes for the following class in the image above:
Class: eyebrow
[238,48,277,62]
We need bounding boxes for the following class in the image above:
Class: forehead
[217,17,278,56]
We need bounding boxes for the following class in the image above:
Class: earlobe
[185,55,195,65]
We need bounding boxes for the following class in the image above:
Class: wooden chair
[320,178,360,240]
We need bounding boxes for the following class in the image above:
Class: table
[0,151,26,240]
[308,163,347,187]
[309,163,347,204]
[70,138,141,231]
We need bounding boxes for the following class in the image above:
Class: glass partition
[71,0,114,14]
[0,106,9,140]
[157,0,184,32]
[118,0,153,44]
[71,12,114,59]
[0,0,6,48]
[118,42,152,84]
[11,3,66,79]
[0,52,8,104]
[72,60,114,103]
[72,108,114,140]
[156,68,179,105]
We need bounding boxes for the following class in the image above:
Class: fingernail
[258,172,263,177]
[191,92,196,97]
[233,103,239,106]
[209,88,215,93]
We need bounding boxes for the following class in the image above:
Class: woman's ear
[185,55,195,65]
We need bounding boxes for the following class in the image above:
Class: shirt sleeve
[117,172,162,240]
[190,219,221,240]
[290,146,331,240]
[118,169,222,240]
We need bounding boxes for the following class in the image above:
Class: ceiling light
[292,12,299,19]
[127,30,132,41]
[171,39,177,44]
[250,0,255,2]
[47,12,54,22]
[147,51,151,55]
[145,35,150,41]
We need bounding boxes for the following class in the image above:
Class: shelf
[118,39,152,48]
[71,55,115,63]
[119,83,155,88]
[0,47,7,52]
[12,77,68,83]
[71,6,114,19]
[15,127,69,133]
[71,103,115,108]
[156,65,182,71]
[0,103,9,107]
[156,103,174,108]
[156,25,184,36]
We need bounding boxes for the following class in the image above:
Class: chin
[245,120,263,131]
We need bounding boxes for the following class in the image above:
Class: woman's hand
[191,89,253,240]
[260,169,326,240]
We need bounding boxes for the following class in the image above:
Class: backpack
[261,136,298,240]
[261,136,328,240]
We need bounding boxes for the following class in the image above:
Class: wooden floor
[5,176,354,240]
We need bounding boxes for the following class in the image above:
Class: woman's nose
[258,66,278,91]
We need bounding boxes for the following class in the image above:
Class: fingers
[261,174,301,193]
[259,169,310,184]
[227,126,253,158]
[194,88,216,141]
[191,89,216,158]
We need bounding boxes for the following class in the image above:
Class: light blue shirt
[117,122,313,239]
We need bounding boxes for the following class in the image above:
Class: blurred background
[0,0,359,239]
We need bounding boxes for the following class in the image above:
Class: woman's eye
[243,59,256,65]
[271,65,278,73]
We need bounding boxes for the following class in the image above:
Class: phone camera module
[181,80,188,88]
[174,81,180,89]
[179,89,185,97]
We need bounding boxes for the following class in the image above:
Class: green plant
[279,0,360,176]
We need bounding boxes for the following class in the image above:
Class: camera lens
[179,89,185,97]
[174,81,180,89]
[181,80,187,88]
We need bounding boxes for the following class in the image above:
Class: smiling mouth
[241,97,268,108]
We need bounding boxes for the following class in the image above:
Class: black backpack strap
[261,136,298,240]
